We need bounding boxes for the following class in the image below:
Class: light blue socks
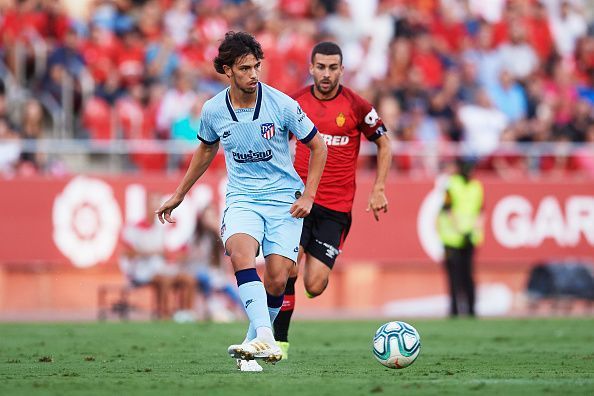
[235,268,272,331]
[244,293,284,341]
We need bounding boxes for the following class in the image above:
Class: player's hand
[290,195,313,218]
[155,193,184,224]
[367,189,388,221]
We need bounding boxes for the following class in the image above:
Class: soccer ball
[372,321,421,369]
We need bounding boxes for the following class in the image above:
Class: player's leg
[302,254,332,297]
[262,253,293,330]
[222,205,281,362]
[272,203,314,351]
[251,253,294,365]
[302,206,351,297]
[226,233,280,361]
[254,203,303,361]
[242,252,293,343]
[273,213,312,349]
[272,252,300,358]
[236,198,302,369]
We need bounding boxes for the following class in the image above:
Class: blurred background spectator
[182,204,243,322]
[119,191,196,320]
[0,0,592,177]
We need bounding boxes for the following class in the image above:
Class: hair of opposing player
[213,31,264,74]
[311,41,343,64]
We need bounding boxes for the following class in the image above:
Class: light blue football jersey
[198,82,317,204]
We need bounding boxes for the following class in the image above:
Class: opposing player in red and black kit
[274,42,392,358]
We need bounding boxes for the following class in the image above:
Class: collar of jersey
[310,84,343,101]
[225,82,262,122]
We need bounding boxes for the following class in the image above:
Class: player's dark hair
[311,41,343,64]
[213,31,264,74]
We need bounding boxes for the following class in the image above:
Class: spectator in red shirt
[80,24,121,84]
[116,27,146,87]
[411,31,444,89]
[526,1,554,61]
[430,6,466,54]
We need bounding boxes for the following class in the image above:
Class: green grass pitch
[1,318,593,395]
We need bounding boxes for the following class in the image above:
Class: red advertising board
[347,175,594,266]
[1,173,593,268]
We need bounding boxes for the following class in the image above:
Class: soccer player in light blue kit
[156,31,327,370]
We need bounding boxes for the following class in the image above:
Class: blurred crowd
[0,0,594,177]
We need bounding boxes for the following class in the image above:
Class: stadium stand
[0,0,592,177]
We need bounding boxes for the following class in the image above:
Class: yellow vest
[437,175,484,248]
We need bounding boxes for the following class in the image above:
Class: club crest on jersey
[336,112,346,127]
[260,123,276,139]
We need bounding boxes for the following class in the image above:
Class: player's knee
[229,251,254,269]
[266,274,288,296]
[304,285,324,298]
[304,279,327,298]
[288,263,299,278]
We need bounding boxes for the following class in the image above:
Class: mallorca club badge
[336,112,346,127]
[260,123,276,139]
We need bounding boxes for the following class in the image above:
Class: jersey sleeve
[196,104,220,145]
[284,98,318,144]
[355,96,387,142]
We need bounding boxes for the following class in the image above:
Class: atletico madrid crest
[261,123,276,139]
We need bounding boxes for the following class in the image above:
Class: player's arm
[359,101,391,221]
[290,133,327,218]
[367,133,391,221]
[156,142,219,224]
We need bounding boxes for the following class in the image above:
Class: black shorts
[300,203,352,269]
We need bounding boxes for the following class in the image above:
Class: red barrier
[0,172,593,268]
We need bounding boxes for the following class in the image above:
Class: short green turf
[1,319,593,396]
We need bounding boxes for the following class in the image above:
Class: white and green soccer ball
[372,321,421,369]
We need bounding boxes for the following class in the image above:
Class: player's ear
[223,65,232,78]
[308,63,314,76]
